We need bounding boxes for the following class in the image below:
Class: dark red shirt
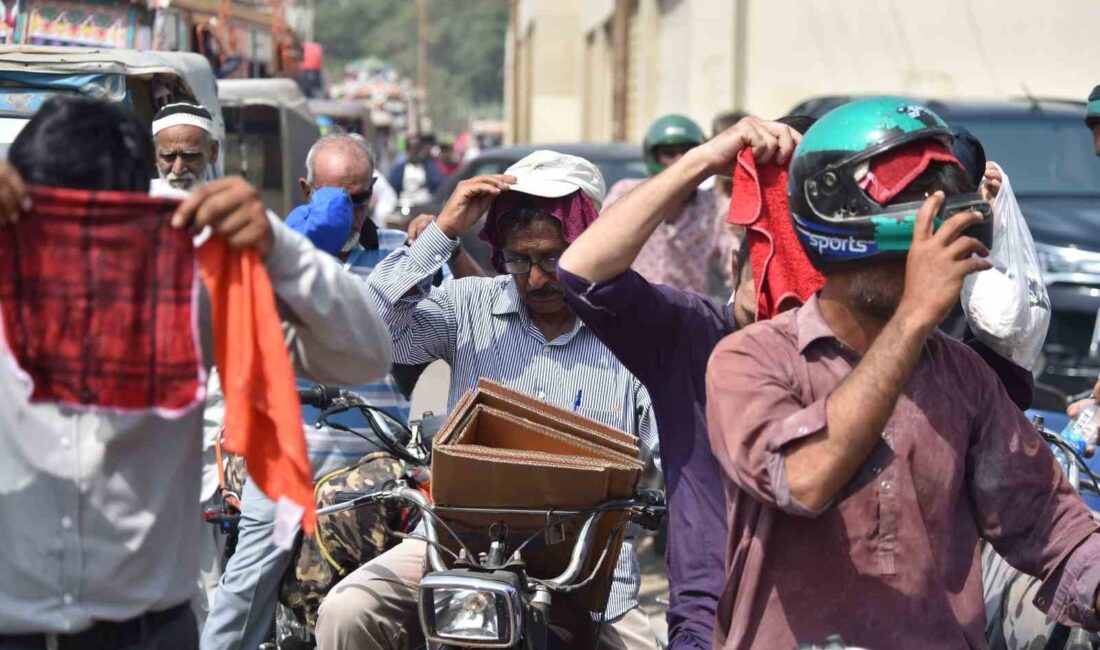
[706,295,1100,649]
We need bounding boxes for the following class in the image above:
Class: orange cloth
[198,236,315,536]
[727,149,824,321]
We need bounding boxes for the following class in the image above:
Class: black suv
[790,97,1100,395]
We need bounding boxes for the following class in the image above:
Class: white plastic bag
[961,163,1051,370]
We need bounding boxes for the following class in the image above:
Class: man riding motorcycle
[316,151,659,649]
[706,97,1100,649]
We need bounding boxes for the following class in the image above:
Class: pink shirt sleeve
[705,326,829,517]
[964,348,1100,627]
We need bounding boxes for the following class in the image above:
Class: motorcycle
[258,385,436,650]
[318,485,667,649]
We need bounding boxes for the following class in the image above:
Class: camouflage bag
[278,451,411,628]
[224,452,247,498]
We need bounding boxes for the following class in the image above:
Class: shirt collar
[795,293,839,352]
[491,278,525,316]
[344,229,407,268]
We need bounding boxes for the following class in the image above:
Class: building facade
[507,0,1100,144]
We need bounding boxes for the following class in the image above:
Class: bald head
[300,134,376,233]
[304,134,373,187]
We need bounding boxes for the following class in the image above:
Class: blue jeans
[200,480,295,650]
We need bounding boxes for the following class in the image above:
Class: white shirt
[370,171,397,228]
[0,214,392,634]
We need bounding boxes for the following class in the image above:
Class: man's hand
[895,192,992,335]
[405,213,436,244]
[0,162,28,226]
[691,117,801,176]
[981,162,1002,202]
[1068,379,1100,448]
[172,176,274,258]
[1069,379,1100,419]
[435,174,515,239]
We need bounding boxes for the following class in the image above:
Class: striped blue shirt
[301,229,424,478]
[367,221,656,620]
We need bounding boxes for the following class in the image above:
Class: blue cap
[285,186,353,256]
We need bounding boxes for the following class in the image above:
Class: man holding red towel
[559,109,1038,649]
[0,96,391,650]
[706,97,1100,649]
[558,116,803,650]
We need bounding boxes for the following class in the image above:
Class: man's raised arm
[559,117,799,283]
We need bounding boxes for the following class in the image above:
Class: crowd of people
[1,83,1099,650]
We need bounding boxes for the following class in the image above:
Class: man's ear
[299,178,310,196]
[209,138,220,163]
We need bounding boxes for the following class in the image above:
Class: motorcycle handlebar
[298,385,347,409]
[319,487,666,587]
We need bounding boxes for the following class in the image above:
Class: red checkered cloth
[0,186,204,415]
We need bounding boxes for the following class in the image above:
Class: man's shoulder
[926,329,998,377]
[712,308,800,359]
[609,177,645,191]
[605,178,646,206]
[446,274,513,302]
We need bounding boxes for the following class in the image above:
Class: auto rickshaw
[0,46,224,173]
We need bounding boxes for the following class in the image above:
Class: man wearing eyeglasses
[315,151,660,650]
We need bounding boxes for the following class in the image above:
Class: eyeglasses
[502,256,560,276]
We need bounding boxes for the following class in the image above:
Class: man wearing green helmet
[1086,85,1100,155]
[706,97,1100,649]
[603,114,737,298]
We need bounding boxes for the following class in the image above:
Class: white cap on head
[152,102,215,136]
[504,150,606,209]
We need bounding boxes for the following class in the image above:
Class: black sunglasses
[309,176,377,208]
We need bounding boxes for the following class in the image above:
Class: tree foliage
[316,0,508,133]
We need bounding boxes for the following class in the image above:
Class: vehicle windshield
[951,116,1100,197]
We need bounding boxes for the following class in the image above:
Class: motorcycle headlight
[1035,243,1100,284]
[418,573,523,648]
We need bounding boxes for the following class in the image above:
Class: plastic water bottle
[1061,402,1098,458]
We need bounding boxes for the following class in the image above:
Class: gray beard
[159,169,205,191]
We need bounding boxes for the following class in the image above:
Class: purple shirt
[705,295,1100,650]
[559,267,735,649]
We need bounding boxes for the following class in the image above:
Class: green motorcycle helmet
[788,97,992,270]
[1086,85,1100,128]
[643,114,706,176]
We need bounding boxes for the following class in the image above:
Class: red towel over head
[198,236,315,537]
[479,189,599,273]
[858,140,963,205]
[0,186,203,414]
[726,149,824,321]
